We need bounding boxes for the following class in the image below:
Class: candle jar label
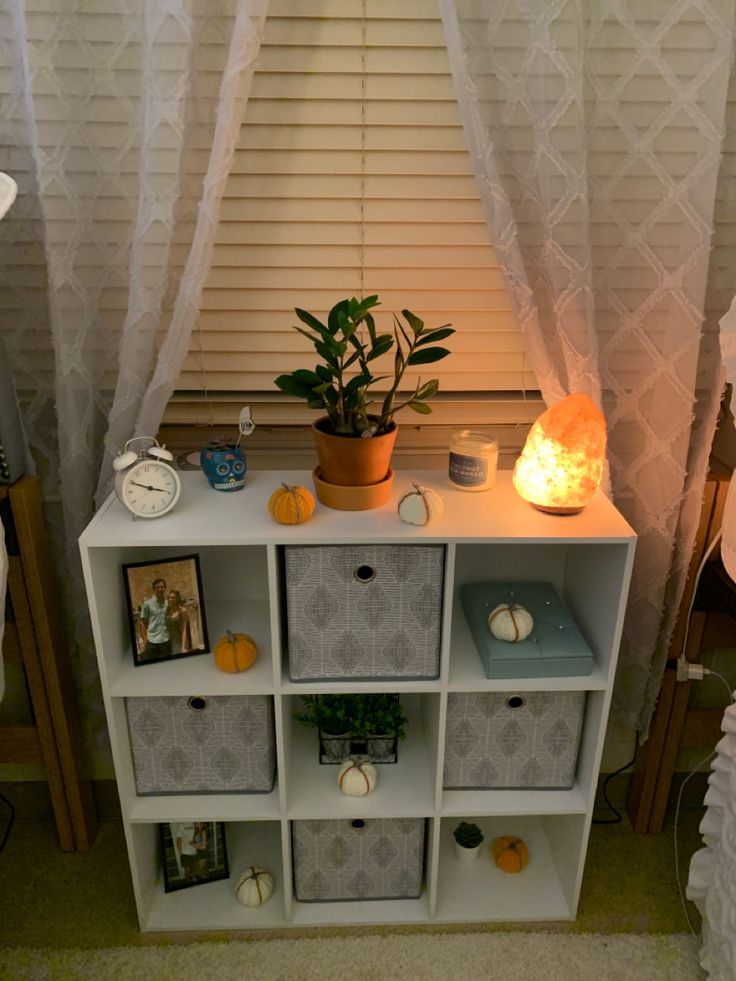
[449,450,488,487]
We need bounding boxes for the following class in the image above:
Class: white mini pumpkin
[488,603,534,642]
[338,757,377,796]
[236,866,274,907]
[398,483,444,526]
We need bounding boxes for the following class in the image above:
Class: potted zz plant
[274,295,454,509]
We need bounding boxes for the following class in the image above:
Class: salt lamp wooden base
[531,503,585,515]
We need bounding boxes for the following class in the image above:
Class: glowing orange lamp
[513,393,607,514]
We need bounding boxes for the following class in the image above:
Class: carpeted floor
[0,933,703,980]
[0,782,708,978]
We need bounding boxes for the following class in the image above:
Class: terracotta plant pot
[311,417,398,487]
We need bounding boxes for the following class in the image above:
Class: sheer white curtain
[441,0,735,733]
[0,0,268,755]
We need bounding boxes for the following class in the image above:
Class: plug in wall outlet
[676,658,705,681]
[239,406,256,437]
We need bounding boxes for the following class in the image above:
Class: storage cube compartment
[449,543,632,688]
[126,694,276,795]
[285,693,439,818]
[282,544,445,681]
[292,817,427,901]
[460,580,593,679]
[436,814,585,922]
[443,691,585,789]
[132,820,287,931]
[84,543,274,696]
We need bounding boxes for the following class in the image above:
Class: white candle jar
[449,430,499,492]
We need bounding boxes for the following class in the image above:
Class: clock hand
[130,480,168,493]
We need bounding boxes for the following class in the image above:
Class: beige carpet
[0,933,703,980]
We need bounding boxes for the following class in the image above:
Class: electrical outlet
[676,658,706,682]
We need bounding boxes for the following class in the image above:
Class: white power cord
[670,526,736,933]
[673,671,735,935]
[675,528,723,681]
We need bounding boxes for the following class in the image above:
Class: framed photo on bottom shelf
[160,821,229,893]
[123,553,209,667]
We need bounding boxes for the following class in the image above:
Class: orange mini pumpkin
[214,629,257,673]
[491,835,529,873]
[268,482,315,525]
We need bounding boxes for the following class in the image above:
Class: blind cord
[359,0,366,300]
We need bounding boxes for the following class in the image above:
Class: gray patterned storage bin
[292,818,426,901]
[443,691,585,789]
[284,544,444,681]
[126,695,276,795]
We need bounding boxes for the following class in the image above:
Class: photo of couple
[160,821,229,893]
[123,554,209,666]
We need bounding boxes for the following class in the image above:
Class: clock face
[116,460,181,518]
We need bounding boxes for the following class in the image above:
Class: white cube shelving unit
[79,469,635,932]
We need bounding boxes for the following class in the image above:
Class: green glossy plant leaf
[345,372,372,394]
[295,308,328,335]
[415,326,454,346]
[408,400,433,414]
[415,379,439,400]
[274,374,319,399]
[315,339,344,365]
[328,299,350,334]
[365,336,393,361]
[394,314,412,349]
[343,349,363,370]
[401,309,425,334]
[407,346,451,365]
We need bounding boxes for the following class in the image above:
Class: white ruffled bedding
[688,700,736,979]
[0,170,14,706]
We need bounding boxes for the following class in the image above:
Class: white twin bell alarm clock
[112,436,181,518]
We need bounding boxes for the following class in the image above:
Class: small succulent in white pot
[453,821,485,864]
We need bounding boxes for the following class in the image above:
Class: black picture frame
[159,821,229,893]
[122,553,209,666]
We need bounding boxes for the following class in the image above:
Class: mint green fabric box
[460,581,593,679]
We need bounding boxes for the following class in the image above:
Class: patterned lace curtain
[0,0,268,759]
[440,0,736,732]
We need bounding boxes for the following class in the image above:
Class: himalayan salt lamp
[512,393,606,514]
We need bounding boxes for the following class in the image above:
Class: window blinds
[165,0,537,427]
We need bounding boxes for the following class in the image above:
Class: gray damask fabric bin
[126,695,276,795]
[292,818,426,901]
[443,691,585,789]
[284,544,444,681]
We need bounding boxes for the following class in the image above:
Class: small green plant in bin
[296,694,408,739]
[453,821,484,850]
[274,295,454,437]
[295,694,354,735]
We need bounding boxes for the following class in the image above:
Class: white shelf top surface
[81,469,636,548]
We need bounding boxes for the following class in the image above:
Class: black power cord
[0,788,15,853]
[592,735,638,825]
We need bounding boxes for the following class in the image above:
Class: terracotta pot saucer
[312,467,394,511]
